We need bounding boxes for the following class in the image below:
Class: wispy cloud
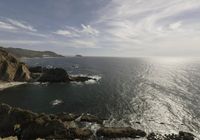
[54,30,72,36]
[7,19,37,32]
[81,24,99,35]
[54,24,99,37]
[0,18,37,33]
[70,39,98,48]
[0,21,16,30]
[88,0,200,56]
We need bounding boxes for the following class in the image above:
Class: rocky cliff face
[0,49,31,81]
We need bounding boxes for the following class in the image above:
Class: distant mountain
[0,46,64,58]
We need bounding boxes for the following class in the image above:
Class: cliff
[0,49,31,81]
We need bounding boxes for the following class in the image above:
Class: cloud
[169,21,182,30]
[89,0,200,56]
[7,19,37,32]
[0,37,99,50]
[1,0,200,56]
[0,18,38,33]
[54,24,99,37]
[70,39,98,48]
[0,21,16,30]
[54,30,72,36]
[81,24,99,35]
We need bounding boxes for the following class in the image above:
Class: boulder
[179,131,194,140]
[67,128,93,139]
[147,132,164,140]
[20,114,68,139]
[56,112,79,122]
[96,127,146,138]
[80,114,103,124]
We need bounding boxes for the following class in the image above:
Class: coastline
[0,82,26,91]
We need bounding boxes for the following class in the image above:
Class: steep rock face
[0,49,31,81]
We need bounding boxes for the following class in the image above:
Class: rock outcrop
[96,127,146,138]
[0,103,94,139]
[0,103,196,140]
[29,66,97,83]
[37,68,69,82]
[29,66,70,82]
[0,49,31,81]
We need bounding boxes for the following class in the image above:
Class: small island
[75,54,83,57]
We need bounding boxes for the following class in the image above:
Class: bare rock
[37,68,69,82]
[80,114,103,124]
[96,127,146,138]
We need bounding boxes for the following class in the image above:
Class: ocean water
[0,57,200,136]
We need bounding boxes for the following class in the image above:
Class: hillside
[0,46,64,58]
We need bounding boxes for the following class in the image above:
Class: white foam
[84,122,101,133]
[71,74,102,85]
[0,82,26,91]
[31,82,49,87]
[50,99,64,106]
[85,79,97,84]
[32,82,40,85]
[71,81,84,86]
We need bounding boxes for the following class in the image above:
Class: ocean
[0,57,200,137]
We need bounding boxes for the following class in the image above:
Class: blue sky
[0,0,200,57]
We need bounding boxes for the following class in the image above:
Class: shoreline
[0,82,26,91]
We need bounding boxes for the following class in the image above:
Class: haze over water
[0,57,200,137]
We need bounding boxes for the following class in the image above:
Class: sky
[0,0,200,57]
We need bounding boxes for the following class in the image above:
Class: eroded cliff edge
[0,49,31,82]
